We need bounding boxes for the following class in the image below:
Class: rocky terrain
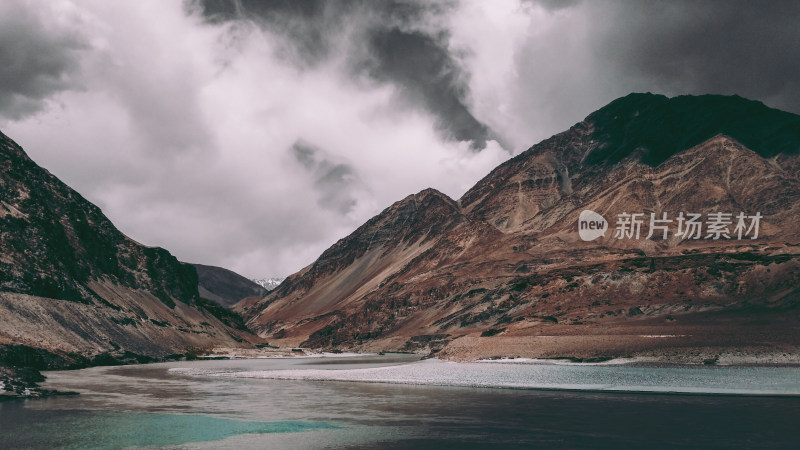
[0,129,257,399]
[239,93,800,363]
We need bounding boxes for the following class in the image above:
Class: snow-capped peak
[252,277,286,291]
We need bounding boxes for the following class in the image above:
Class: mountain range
[238,93,800,362]
[2,92,799,398]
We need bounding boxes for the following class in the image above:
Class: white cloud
[1,0,511,278]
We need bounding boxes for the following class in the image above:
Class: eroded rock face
[240,93,800,358]
[0,129,255,381]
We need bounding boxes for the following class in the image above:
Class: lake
[1,355,799,448]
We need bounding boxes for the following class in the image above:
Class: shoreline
[0,365,79,401]
[202,345,800,368]
[165,356,800,397]
[7,347,800,402]
[473,356,800,369]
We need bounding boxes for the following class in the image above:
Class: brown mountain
[0,129,256,396]
[239,93,800,362]
[192,263,268,309]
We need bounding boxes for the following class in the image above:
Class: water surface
[1,355,798,448]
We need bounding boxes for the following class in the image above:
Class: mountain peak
[393,188,457,211]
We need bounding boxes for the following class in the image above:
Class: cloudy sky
[2,0,799,278]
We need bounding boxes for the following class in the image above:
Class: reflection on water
[0,356,798,448]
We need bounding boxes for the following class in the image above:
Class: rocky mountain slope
[192,263,267,309]
[0,130,257,397]
[239,93,800,362]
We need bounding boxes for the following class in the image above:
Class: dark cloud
[0,2,86,120]
[526,0,581,11]
[192,0,492,149]
[363,28,490,148]
[595,0,800,114]
[291,140,362,215]
[197,0,346,66]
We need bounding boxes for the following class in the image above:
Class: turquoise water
[0,407,337,448]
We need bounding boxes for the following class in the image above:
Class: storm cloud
[594,0,800,114]
[1,0,798,278]
[0,2,87,120]
[194,0,492,148]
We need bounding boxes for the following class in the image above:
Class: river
[1,355,799,448]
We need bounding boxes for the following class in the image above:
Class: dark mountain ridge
[584,93,800,165]
[192,263,268,309]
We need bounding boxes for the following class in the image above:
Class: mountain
[252,277,286,291]
[0,129,256,397]
[192,263,268,309]
[239,93,800,362]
